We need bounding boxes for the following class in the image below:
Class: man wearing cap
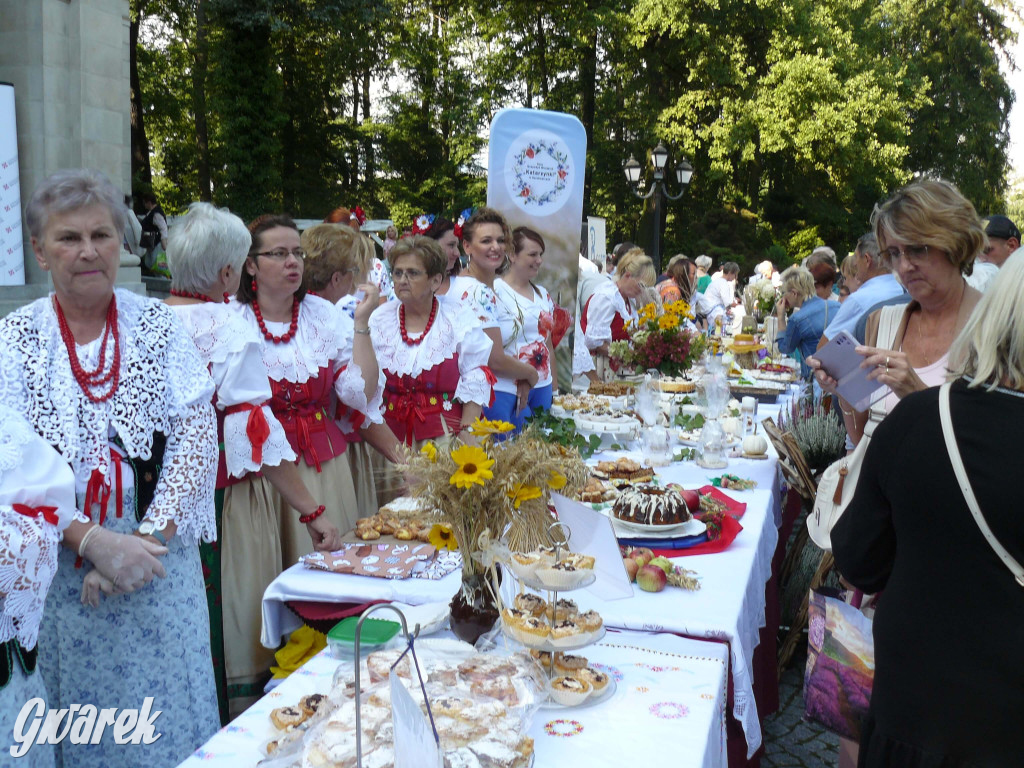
[981,215,1020,267]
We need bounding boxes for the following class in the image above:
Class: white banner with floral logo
[488,109,587,390]
[0,84,25,286]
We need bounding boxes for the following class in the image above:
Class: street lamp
[623,142,693,272]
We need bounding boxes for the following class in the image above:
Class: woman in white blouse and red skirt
[370,237,493,453]
[224,214,383,715]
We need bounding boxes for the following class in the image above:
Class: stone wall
[0,0,141,313]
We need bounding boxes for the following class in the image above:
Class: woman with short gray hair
[2,168,220,765]
[165,203,339,721]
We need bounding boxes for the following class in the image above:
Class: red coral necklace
[253,297,300,344]
[399,298,437,346]
[54,295,120,403]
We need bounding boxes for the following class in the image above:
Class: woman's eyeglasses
[392,268,425,282]
[254,249,306,261]
[884,244,931,264]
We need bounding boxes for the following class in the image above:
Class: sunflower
[449,445,494,488]
[420,441,438,463]
[469,417,516,436]
[664,299,690,317]
[659,313,680,330]
[428,523,458,551]
[547,471,567,490]
[507,482,543,509]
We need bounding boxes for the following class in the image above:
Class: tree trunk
[579,18,598,212]
[193,0,211,200]
[362,71,374,196]
[536,10,548,103]
[129,1,152,192]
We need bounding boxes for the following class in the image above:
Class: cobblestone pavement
[761,649,839,768]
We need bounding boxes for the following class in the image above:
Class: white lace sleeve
[145,400,217,542]
[454,324,495,406]
[212,343,296,478]
[332,309,385,425]
[0,403,76,648]
[145,305,218,542]
[0,506,62,649]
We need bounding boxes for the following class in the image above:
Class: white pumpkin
[743,435,768,455]
[721,417,741,436]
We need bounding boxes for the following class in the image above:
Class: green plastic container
[327,616,401,658]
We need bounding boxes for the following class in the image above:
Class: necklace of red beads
[169,289,228,303]
[55,295,120,403]
[399,297,438,346]
[252,297,300,343]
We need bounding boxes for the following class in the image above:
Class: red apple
[680,489,701,513]
[629,547,655,568]
[636,564,668,592]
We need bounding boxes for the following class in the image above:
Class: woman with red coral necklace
[224,214,381,712]
[369,237,493,499]
[0,169,220,766]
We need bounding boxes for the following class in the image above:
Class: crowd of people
[0,166,1020,768]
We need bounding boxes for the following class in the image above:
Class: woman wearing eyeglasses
[223,214,382,715]
[574,248,657,382]
[810,178,983,449]
[370,236,492,454]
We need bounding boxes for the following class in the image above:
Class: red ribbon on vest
[12,504,59,527]
[84,453,124,528]
[224,402,272,465]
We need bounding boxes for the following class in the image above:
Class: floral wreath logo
[544,719,584,738]
[650,701,689,720]
[510,139,570,208]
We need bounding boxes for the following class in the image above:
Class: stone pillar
[0,0,143,315]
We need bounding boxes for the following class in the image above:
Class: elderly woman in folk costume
[225,214,382,714]
[300,222,405,514]
[0,404,76,767]
[164,203,341,722]
[0,169,219,767]
[369,237,493,483]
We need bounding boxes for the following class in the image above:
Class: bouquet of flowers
[609,300,708,378]
[405,419,588,577]
[743,280,778,319]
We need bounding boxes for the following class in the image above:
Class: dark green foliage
[133,0,1015,260]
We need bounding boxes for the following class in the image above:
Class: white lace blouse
[170,302,296,478]
[0,403,76,649]
[368,299,494,407]
[228,294,384,423]
[0,289,218,543]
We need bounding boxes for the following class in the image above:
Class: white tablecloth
[177,630,729,768]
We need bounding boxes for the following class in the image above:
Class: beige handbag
[807,305,902,550]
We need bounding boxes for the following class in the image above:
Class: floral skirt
[0,661,55,767]
[38,490,219,768]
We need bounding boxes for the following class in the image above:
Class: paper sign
[0,84,26,286]
[391,669,442,768]
[551,492,634,600]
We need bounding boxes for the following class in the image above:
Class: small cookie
[269,705,307,730]
[299,693,327,717]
